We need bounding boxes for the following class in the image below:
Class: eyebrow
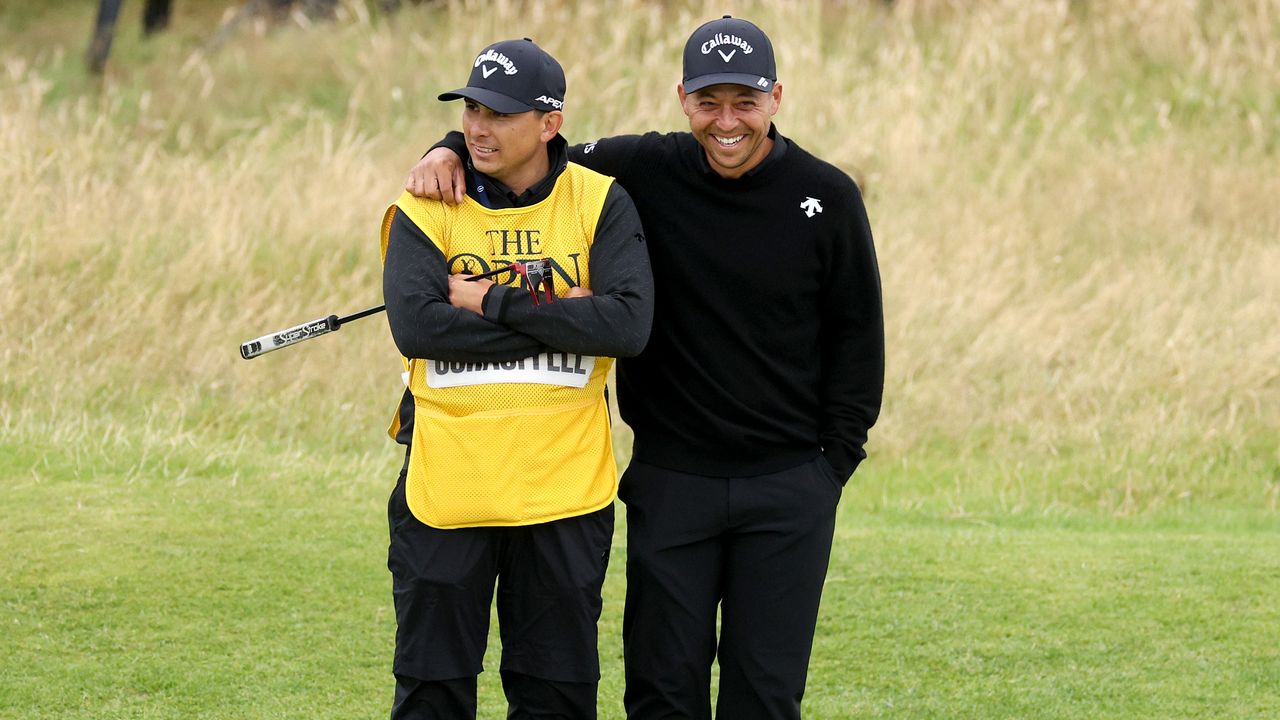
[695,91,757,101]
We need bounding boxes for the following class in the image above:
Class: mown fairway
[2,1,1278,718]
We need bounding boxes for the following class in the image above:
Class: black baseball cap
[682,16,776,93]
[438,38,566,113]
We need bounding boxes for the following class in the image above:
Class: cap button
[523,37,532,41]
[722,14,731,18]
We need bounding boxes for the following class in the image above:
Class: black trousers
[387,464,614,720]
[619,456,842,720]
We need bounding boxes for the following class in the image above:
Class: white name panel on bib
[426,352,596,389]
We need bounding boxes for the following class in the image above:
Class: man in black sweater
[406,17,883,720]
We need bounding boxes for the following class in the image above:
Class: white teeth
[715,135,744,147]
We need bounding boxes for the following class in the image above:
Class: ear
[678,83,698,118]
[768,82,783,115]
[540,111,565,142]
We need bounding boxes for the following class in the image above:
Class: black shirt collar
[466,134,569,209]
[694,123,787,178]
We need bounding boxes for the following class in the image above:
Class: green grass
[1,436,393,719]
[3,435,1278,719]
[816,516,1280,719]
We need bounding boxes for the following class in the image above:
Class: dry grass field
[3,0,1275,517]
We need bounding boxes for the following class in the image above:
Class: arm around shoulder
[565,133,657,186]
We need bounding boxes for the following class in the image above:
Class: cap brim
[437,87,533,114]
[682,73,774,93]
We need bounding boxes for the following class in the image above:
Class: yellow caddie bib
[380,162,618,529]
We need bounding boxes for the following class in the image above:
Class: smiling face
[461,100,563,195]
[678,82,782,179]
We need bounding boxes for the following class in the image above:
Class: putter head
[520,259,555,305]
[465,259,556,305]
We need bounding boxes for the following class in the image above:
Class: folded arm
[479,183,653,358]
[383,209,545,361]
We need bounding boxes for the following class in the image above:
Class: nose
[466,108,494,138]
[714,106,737,130]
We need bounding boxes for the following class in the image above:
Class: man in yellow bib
[379,38,653,720]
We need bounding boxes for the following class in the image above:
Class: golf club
[239,260,554,360]
[239,304,385,360]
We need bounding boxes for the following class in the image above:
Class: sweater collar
[466,134,570,209]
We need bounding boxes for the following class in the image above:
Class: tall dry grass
[1,0,1277,515]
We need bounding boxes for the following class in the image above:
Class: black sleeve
[563,134,649,181]
[382,209,545,361]
[483,183,653,357]
[433,131,651,187]
[430,131,468,161]
[819,185,885,481]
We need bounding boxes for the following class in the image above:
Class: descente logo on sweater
[474,49,518,75]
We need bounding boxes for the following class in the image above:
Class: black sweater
[438,127,883,481]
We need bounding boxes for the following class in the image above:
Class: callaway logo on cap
[438,38,566,113]
[682,16,777,93]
